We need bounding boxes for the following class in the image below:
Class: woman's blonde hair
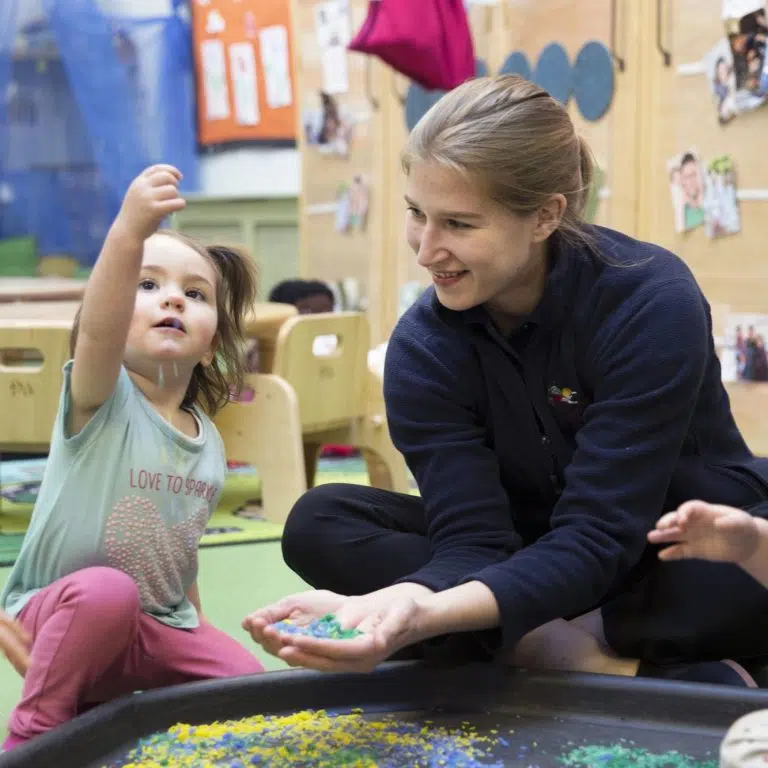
[70,230,259,416]
[402,74,595,250]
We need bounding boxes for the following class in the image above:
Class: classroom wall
[23,0,301,198]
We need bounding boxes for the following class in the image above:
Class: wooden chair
[215,312,411,523]
[0,321,71,453]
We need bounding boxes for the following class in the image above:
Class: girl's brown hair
[70,230,259,416]
[402,74,595,251]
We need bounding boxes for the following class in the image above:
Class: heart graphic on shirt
[104,496,209,613]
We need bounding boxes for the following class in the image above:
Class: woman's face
[405,160,556,317]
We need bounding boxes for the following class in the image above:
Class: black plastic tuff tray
[3,660,768,767]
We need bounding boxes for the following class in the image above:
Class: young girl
[244,75,768,687]
[0,164,264,750]
[649,503,768,767]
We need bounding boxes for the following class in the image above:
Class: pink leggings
[4,566,264,746]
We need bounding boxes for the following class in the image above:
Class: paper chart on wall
[229,42,260,126]
[314,0,351,94]
[200,39,230,120]
[259,25,293,109]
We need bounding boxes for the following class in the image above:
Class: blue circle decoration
[405,84,443,132]
[571,41,614,121]
[499,51,532,81]
[405,58,490,131]
[532,42,572,105]
[474,57,490,77]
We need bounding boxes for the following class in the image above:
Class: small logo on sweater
[548,385,578,405]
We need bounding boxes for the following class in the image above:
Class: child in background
[269,279,335,315]
[648,502,768,768]
[0,164,264,750]
[241,279,335,374]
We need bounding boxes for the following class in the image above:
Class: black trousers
[283,483,768,668]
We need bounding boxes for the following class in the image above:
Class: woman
[244,75,768,686]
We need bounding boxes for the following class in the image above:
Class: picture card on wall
[303,91,354,157]
[229,43,260,126]
[722,0,768,95]
[721,313,768,382]
[260,25,294,109]
[200,39,231,121]
[704,154,741,239]
[314,0,352,94]
[667,149,707,233]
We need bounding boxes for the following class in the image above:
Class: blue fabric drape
[0,0,20,170]
[0,0,199,266]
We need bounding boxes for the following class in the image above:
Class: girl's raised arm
[69,165,186,430]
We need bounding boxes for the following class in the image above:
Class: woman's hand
[648,500,761,564]
[243,584,435,673]
[0,611,31,677]
[243,591,425,673]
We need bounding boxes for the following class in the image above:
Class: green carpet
[0,541,310,738]
[0,456,394,567]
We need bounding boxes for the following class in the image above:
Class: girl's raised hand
[116,164,186,242]
[0,611,31,677]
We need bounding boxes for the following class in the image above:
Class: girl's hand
[115,164,186,242]
[243,590,427,672]
[0,611,31,677]
[648,500,760,565]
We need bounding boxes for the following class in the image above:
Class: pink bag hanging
[348,0,475,92]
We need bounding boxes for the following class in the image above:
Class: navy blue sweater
[384,226,768,653]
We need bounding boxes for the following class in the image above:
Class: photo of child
[722,313,768,382]
[303,91,354,157]
[667,149,707,233]
[708,38,739,123]
[704,154,741,238]
[723,0,768,95]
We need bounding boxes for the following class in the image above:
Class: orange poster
[190,0,297,147]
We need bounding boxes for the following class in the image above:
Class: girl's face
[125,234,219,379]
[404,160,559,320]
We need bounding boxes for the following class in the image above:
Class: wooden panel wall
[641,0,768,314]
[329,0,643,343]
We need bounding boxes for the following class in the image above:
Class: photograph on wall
[335,174,370,234]
[704,154,741,238]
[303,91,354,156]
[723,0,768,95]
[707,38,740,123]
[721,313,768,382]
[667,149,707,233]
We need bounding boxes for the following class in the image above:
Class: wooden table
[0,301,298,370]
[0,278,88,303]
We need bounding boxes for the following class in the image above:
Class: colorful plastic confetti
[108,709,504,767]
[271,613,364,640]
[559,744,718,768]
